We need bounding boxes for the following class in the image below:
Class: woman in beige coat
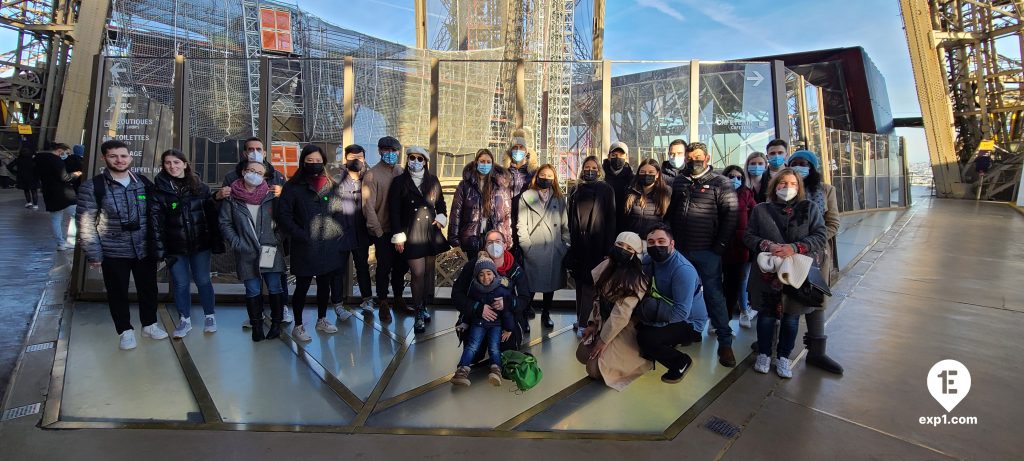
[578,232,652,391]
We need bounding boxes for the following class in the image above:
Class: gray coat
[218,192,286,281]
[76,171,154,262]
[516,188,570,293]
[743,199,828,315]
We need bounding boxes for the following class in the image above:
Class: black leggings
[23,189,37,205]
[292,272,335,326]
[407,255,437,307]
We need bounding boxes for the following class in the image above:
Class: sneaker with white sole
[282,306,294,323]
[775,357,793,379]
[141,323,168,340]
[359,297,377,313]
[119,330,137,350]
[172,317,192,338]
[488,365,502,386]
[241,318,252,329]
[739,309,757,328]
[292,324,312,342]
[451,366,471,386]
[204,315,217,333]
[753,353,771,374]
[333,303,353,321]
[316,317,338,333]
[23,203,32,209]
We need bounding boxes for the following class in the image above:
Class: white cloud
[636,0,686,22]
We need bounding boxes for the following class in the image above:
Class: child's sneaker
[488,365,502,386]
[451,366,471,386]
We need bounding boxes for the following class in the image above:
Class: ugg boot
[804,334,843,374]
[246,296,265,342]
[266,292,284,339]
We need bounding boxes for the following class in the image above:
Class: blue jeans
[243,272,284,298]
[50,205,76,247]
[757,312,800,358]
[457,324,503,368]
[168,250,215,318]
[739,262,751,311]
[683,249,733,346]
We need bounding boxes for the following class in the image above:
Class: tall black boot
[541,308,554,329]
[266,292,284,339]
[414,304,427,334]
[805,335,843,375]
[246,296,265,342]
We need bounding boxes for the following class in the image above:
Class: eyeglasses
[408,155,426,162]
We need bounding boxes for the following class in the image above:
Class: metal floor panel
[177,306,356,425]
[375,307,461,342]
[61,303,199,422]
[366,330,586,429]
[518,321,757,433]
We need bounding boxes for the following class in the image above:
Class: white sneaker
[775,357,793,379]
[241,318,252,329]
[316,317,338,334]
[141,323,168,339]
[172,317,192,338]
[204,315,217,333]
[23,203,32,209]
[119,330,137,350]
[282,306,294,323]
[739,309,757,328]
[359,297,377,313]
[30,204,38,210]
[292,324,312,342]
[334,303,353,321]
[753,354,771,374]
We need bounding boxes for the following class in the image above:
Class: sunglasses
[408,155,426,162]
[727,175,744,180]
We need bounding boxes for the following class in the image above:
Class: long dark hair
[160,149,201,194]
[474,149,495,218]
[288,144,328,185]
[625,158,670,215]
[595,251,648,303]
[803,165,822,191]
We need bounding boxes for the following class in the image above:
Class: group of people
[72,131,844,389]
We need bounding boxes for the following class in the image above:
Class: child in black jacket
[451,256,514,387]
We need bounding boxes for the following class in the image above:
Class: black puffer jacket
[601,160,633,233]
[661,160,683,186]
[666,167,739,254]
[149,172,224,258]
[277,176,347,277]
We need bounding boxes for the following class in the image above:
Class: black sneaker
[661,355,692,384]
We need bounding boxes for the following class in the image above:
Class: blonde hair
[744,151,768,188]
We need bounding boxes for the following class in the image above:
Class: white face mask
[776,187,797,202]
[243,172,264,187]
[247,151,265,163]
[486,242,504,259]
[408,159,425,172]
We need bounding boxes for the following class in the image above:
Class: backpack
[93,173,153,205]
[501,350,542,391]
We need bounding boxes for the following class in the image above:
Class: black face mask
[687,159,707,173]
[303,162,325,176]
[346,159,363,172]
[639,174,656,187]
[648,245,672,263]
[536,178,552,190]
[610,157,626,170]
[610,246,635,265]
[581,170,598,182]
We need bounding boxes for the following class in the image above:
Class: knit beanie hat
[788,150,820,170]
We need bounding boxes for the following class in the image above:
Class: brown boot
[378,297,393,323]
[717,346,736,367]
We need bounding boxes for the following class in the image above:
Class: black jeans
[331,245,373,304]
[373,233,408,299]
[292,272,335,326]
[101,257,159,334]
[636,321,702,370]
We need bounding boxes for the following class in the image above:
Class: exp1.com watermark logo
[920,360,978,426]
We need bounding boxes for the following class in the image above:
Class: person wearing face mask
[744,152,768,203]
[149,149,225,338]
[363,136,410,315]
[567,156,617,333]
[744,168,827,379]
[666,141,739,367]
[452,230,531,353]
[34,142,83,250]
[721,165,758,330]
[503,130,538,198]
[577,232,651,391]
[601,141,634,233]
[755,139,789,202]
[389,146,451,333]
[448,149,512,266]
[277,145,348,342]
[660,139,688,185]
[622,159,671,237]
[220,160,288,341]
[516,164,570,331]
[785,150,843,375]
[635,223,709,384]
[328,145,385,322]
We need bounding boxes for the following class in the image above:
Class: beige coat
[586,259,653,391]
[821,183,840,286]
[362,162,404,237]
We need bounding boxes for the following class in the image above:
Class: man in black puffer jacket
[666,142,739,367]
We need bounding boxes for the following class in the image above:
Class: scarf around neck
[496,250,515,275]
[231,178,268,205]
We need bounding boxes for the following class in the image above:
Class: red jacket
[724,186,757,264]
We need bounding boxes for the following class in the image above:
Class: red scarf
[496,250,515,275]
[308,175,329,196]
[230,178,269,205]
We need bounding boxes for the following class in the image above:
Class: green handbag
[501,350,543,391]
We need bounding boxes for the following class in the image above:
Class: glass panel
[352,58,432,166]
[786,70,802,147]
[696,62,776,169]
[804,81,822,155]
[609,62,691,165]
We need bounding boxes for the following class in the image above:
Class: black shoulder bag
[763,204,831,307]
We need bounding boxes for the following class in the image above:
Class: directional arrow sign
[746,70,764,87]
[110,61,125,81]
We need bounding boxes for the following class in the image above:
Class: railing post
[600,60,611,161]
[515,59,526,131]
[689,60,700,144]
[343,56,355,145]
[172,55,189,151]
[258,57,272,144]
[770,60,791,146]
[429,57,440,156]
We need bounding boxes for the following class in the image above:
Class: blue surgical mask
[670,156,685,168]
[382,151,399,166]
[408,159,425,172]
[59,153,69,160]
[748,164,766,176]
[511,149,526,163]
[768,155,786,169]
[792,166,810,178]
[477,163,493,175]
[730,177,742,189]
